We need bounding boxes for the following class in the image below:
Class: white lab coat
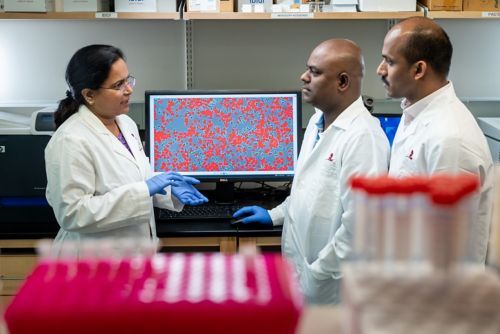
[45,105,183,252]
[269,97,390,304]
[389,82,494,263]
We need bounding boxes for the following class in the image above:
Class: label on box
[114,0,157,12]
[238,0,272,12]
[188,0,217,11]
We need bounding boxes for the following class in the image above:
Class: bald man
[378,17,494,263]
[233,39,390,304]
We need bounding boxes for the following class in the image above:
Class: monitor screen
[374,113,402,146]
[145,90,302,182]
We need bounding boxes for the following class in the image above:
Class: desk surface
[0,189,287,240]
[0,219,282,240]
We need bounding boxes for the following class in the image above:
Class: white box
[157,0,176,12]
[238,0,271,12]
[187,0,216,11]
[61,0,109,11]
[331,0,357,4]
[114,0,157,12]
[358,0,415,11]
[4,0,54,12]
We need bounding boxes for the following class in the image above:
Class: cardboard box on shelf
[187,0,233,11]
[4,0,54,12]
[219,0,233,11]
[114,0,157,12]
[419,0,462,10]
[358,0,416,11]
[463,0,500,11]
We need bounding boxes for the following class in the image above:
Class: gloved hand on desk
[232,206,272,225]
[145,172,208,205]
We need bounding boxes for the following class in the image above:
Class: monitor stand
[214,181,235,205]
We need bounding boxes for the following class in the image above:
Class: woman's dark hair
[54,45,125,128]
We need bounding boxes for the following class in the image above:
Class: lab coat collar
[328,96,366,131]
[79,105,141,169]
[401,81,453,126]
[79,105,112,134]
[392,82,455,145]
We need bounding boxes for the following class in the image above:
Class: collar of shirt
[313,97,366,146]
[400,81,452,127]
[314,113,325,145]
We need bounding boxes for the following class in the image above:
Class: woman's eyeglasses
[100,75,136,92]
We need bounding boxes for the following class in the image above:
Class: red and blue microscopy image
[153,95,295,174]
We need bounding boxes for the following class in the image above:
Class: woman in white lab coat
[233,40,390,304]
[45,45,207,252]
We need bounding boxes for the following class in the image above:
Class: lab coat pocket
[309,161,339,220]
[301,259,340,304]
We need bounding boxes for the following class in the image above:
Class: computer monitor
[145,90,302,203]
[373,113,402,147]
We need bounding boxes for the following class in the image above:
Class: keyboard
[158,203,243,221]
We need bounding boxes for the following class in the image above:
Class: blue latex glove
[145,172,184,196]
[171,176,209,206]
[232,206,272,225]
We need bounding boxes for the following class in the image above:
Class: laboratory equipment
[477,117,500,162]
[4,239,303,334]
[0,106,57,226]
[344,173,499,334]
[350,173,479,269]
[372,112,402,146]
[145,90,302,204]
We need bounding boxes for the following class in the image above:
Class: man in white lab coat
[377,17,494,263]
[233,39,390,304]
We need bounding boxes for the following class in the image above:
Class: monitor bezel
[145,89,302,183]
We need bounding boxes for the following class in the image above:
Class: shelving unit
[1,9,500,20]
[427,10,500,19]
[183,10,425,20]
[0,11,178,20]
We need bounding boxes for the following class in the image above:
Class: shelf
[312,11,424,20]
[426,11,500,19]
[0,11,179,20]
[183,11,424,20]
[1,9,499,20]
[183,12,271,20]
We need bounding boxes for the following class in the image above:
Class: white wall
[439,19,500,100]
[0,20,185,104]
